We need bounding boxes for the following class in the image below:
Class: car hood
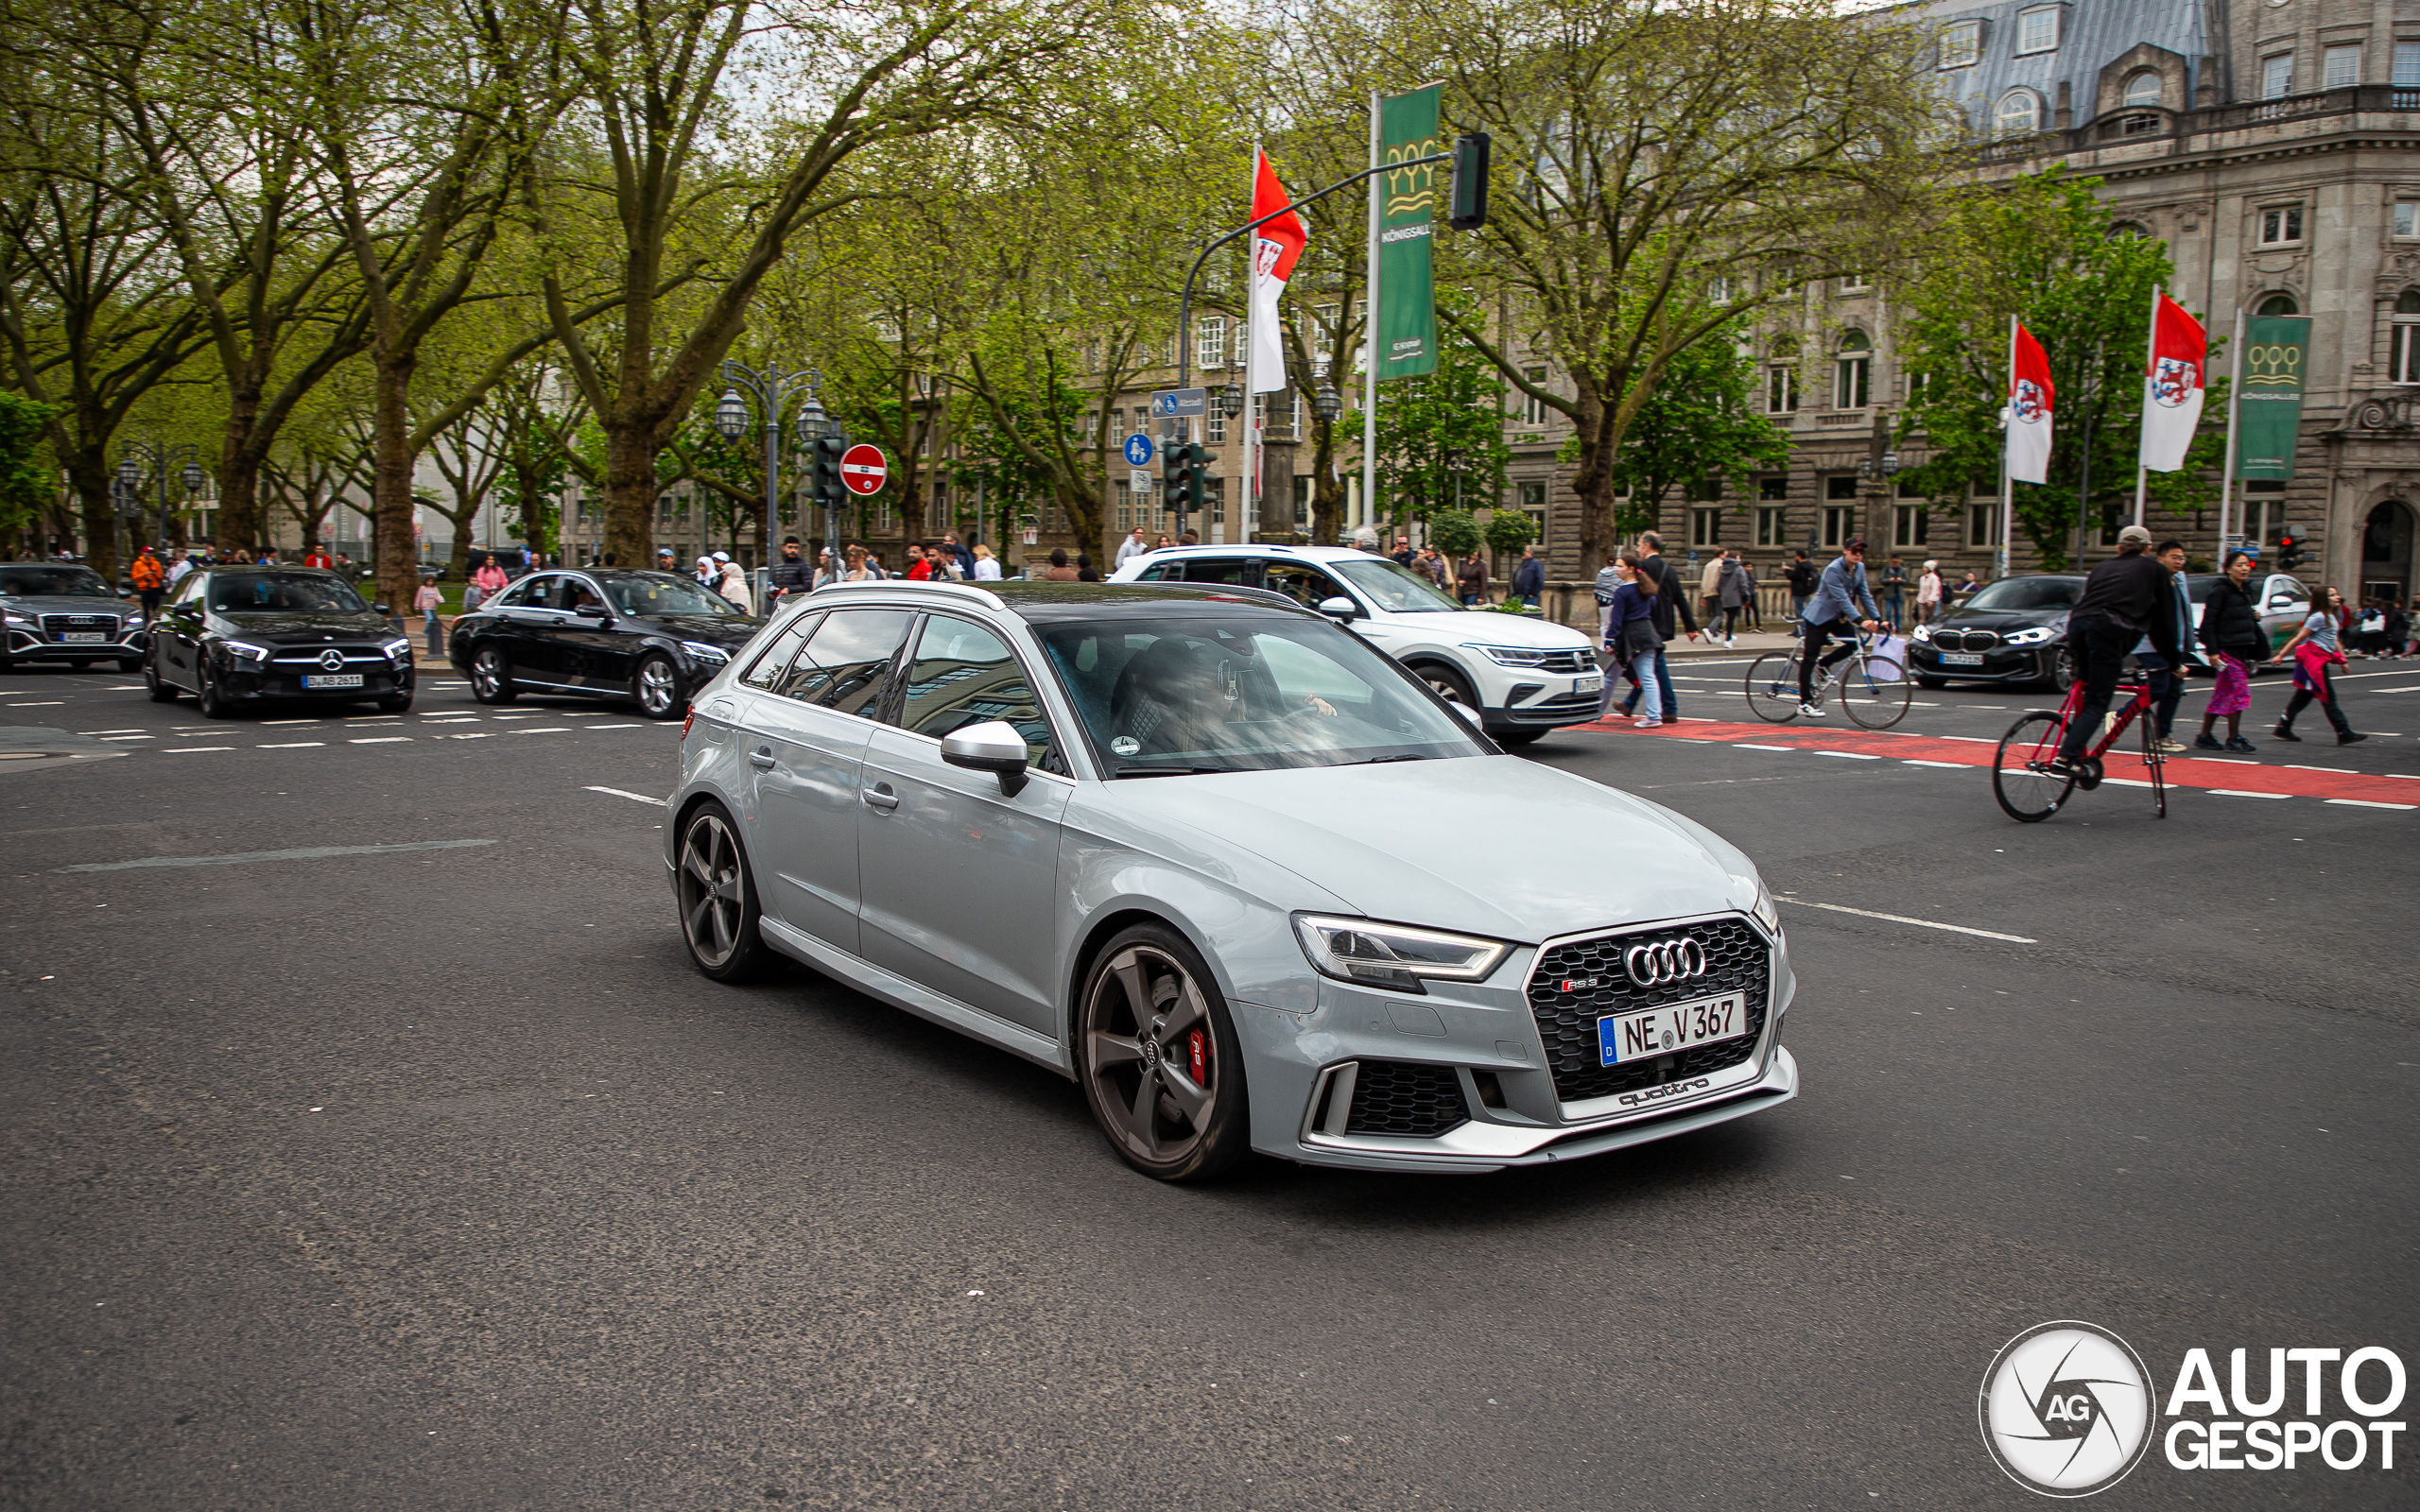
[1931,607,2068,631]
[209,610,394,640]
[3,595,131,618]
[1130,756,1760,943]
[631,613,763,642]
[1372,609,1594,650]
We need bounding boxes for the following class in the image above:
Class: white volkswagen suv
[1110,544,1601,744]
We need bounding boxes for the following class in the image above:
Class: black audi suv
[145,567,414,715]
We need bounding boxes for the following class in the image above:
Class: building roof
[1914,0,2212,132]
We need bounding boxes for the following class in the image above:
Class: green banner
[2234,315,2311,480]
[1374,84,1442,382]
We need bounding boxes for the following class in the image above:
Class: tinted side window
[776,609,912,714]
[895,616,1060,772]
[1262,562,1343,608]
[1181,558,1254,586]
[493,576,549,609]
[739,612,821,690]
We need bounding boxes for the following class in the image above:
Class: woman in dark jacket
[2194,551,2266,752]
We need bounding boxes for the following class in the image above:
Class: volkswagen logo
[1623,937,1706,988]
[317,649,345,671]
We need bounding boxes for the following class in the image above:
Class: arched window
[2107,221,2152,240]
[1834,330,1873,410]
[2257,293,2300,317]
[2392,290,2420,383]
[2123,72,2163,108]
[1996,90,2042,135]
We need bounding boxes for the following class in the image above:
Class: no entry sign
[839,443,888,495]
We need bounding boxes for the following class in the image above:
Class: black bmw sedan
[1907,575,2084,691]
[146,567,414,715]
[446,568,764,718]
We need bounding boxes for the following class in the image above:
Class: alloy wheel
[471,646,513,702]
[678,811,750,970]
[1082,943,1230,1170]
[636,655,680,718]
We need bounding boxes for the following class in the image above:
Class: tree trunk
[604,414,659,567]
[372,351,419,618]
[66,450,117,591]
[1570,383,1616,575]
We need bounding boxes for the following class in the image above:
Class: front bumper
[1907,642,2057,682]
[216,663,412,699]
[6,628,143,662]
[1236,911,1798,1173]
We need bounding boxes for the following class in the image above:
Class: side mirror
[575,601,612,619]
[940,718,1029,796]
[372,601,391,616]
[1317,595,1359,623]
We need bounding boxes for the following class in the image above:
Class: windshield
[207,572,368,614]
[2187,574,2225,605]
[605,574,738,617]
[0,567,111,598]
[1962,578,2081,612]
[1034,614,1489,777]
[1329,556,1465,612]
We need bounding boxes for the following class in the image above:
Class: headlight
[1910,623,1931,642]
[223,641,269,663]
[1292,914,1508,994]
[381,637,412,660]
[1748,877,1781,938]
[681,640,731,662]
[1467,644,1549,667]
[3,613,30,628]
[2005,627,2055,645]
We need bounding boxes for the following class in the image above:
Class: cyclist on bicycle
[2051,524,2184,776]
[1796,536,1879,717]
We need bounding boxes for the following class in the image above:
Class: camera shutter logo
[1979,1321,2154,1497]
[318,649,345,671]
[1622,937,1706,988]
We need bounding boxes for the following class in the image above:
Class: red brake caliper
[1187,1026,1208,1086]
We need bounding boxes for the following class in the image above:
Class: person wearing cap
[1793,535,1878,716]
[2051,524,2184,774]
[654,546,677,573]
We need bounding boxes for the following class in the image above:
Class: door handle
[748,747,776,769]
[861,782,899,812]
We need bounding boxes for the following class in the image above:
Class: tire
[2142,713,2167,820]
[117,657,141,674]
[633,653,683,719]
[1916,676,1947,690]
[143,652,178,702]
[1077,923,1252,1182]
[195,662,233,719]
[675,802,771,982]
[2041,647,2076,694]
[1840,656,1912,730]
[468,644,517,704]
[1743,650,1804,723]
[1993,710,2075,822]
[377,691,413,713]
[1415,662,1477,713]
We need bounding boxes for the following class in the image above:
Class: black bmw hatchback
[446,568,764,718]
[1907,575,2084,691]
[146,567,414,715]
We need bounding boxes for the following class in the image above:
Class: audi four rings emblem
[1623,937,1707,988]
[318,649,346,671]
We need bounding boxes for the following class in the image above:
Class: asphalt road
[2,657,2412,1510]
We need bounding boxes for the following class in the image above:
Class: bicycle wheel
[2141,704,2168,819]
[1993,711,2076,823]
[1744,651,1804,723]
[1840,653,1912,730]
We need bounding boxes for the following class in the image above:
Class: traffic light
[2276,533,2306,571]
[811,432,849,512]
[1448,132,1491,232]
[1182,442,1211,521]
[1163,441,1186,505]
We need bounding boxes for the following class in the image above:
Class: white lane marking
[1902,760,1966,768]
[2325,799,2417,811]
[164,746,233,752]
[2386,773,2420,781]
[2208,789,2291,799]
[260,718,322,726]
[586,723,644,730]
[99,735,152,742]
[257,742,326,748]
[2283,764,2350,772]
[79,730,146,735]
[440,732,494,740]
[1781,898,2036,944]
[349,736,412,744]
[60,838,495,872]
[512,728,570,734]
[2,701,63,706]
[1934,735,1998,743]
[1737,743,1798,752]
[2103,778,2156,788]
[585,785,666,806]
[1812,750,1881,760]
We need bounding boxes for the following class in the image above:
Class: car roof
[193,564,344,576]
[814,578,1308,622]
[1126,543,1372,562]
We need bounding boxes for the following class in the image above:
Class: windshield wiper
[1111,765,1225,778]
[1354,753,1429,765]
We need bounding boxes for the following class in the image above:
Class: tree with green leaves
[0,391,57,554]
[1597,325,1790,539]
[1338,317,1510,532]
[1894,171,2224,570]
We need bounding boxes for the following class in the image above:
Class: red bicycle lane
[1566,716,2420,808]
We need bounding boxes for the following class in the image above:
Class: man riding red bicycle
[2050,524,2184,779]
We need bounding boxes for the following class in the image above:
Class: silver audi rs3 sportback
[666,579,1797,1180]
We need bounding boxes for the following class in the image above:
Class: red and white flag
[2005,320,2055,484]
[2138,292,2206,472]
[1246,148,1306,397]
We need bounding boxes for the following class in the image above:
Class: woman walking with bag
[2193,551,2264,752]
[1607,551,1665,729]
[2271,585,2363,746]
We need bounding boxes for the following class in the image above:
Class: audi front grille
[1523,918,1770,1105]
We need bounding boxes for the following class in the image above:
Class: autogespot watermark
[1980,1321,2408,1496]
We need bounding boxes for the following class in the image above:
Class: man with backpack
[1615,531,1699,724]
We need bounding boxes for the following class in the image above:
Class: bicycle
[1744,627,1910,730]
[1991,677,2168,823]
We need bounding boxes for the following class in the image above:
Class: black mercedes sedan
[446,568,763,718]
[146,567,414,715]
[0,561,146,672]
[1907,575,2084,691]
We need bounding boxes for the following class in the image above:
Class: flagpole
[2218,306,2245,558]
[2132,285,2160,527]
[1998,315,2015,580]
[1361,92,1382,546]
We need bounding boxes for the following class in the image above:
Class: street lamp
[713,362,817,589]
[1313,382,1343,426]
[180,461,205,497]
[1218,384,1246,421]
[117,440,196,559]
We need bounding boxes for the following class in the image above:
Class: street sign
[1150,388,1206,419]
[839,443,888,495]
[1123,433,1154,467]
[1131,469,1151,494]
